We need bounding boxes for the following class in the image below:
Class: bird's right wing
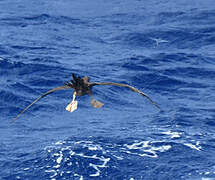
[13,85,72,122]
[90,82,161,110]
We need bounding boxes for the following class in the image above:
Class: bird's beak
[91,99,104,108]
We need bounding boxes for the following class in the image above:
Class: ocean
[0,0,215,179]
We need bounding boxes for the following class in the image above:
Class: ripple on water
[41,137,173,179]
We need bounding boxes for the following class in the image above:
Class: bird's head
[83,76,90,83]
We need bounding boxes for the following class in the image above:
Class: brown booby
[13,74,160,121]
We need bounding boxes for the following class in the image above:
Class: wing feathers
[90,82,161,110]
[13,86,72,122]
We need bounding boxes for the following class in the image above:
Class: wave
[1,134,211,180]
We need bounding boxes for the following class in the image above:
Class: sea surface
[1,0,215,179]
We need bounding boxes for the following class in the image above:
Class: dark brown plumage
[13,74,160,121]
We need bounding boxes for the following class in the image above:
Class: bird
[13,73,161,121]
[150,37,168,46]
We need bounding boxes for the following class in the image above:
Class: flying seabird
[13,74,161,121]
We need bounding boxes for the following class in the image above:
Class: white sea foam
[55,141,64,145]
[45,169,58,178]
[162,130,182,139]
[45,139,171,178]
[126,141,149,149]
[184,141,202,151]
[88,144,103,151]
[76,141,105,153]
[75,152,110,176]
[152,145,172,152]
[56,152,63,164]
[89,163,100,177]
[89,156,110,177]
[71,173,84,180]
[67,162,73,166]
[112,154,124,160]
[23,167,30,171]
[69,150,76,157]
[124,141,171,158]
[53,153,60,156]
[53,164,60,169]
[75,140,93,144]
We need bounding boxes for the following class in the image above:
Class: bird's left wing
[13,85,72,122]
[90,82,161,110]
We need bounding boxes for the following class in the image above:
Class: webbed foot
[91,99,104,108]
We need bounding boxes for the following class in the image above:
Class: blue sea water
[1,0,215,179]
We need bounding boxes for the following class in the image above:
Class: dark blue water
[1,0,215,179]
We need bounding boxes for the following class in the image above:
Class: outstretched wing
[13,86,72,122]
[90,82,161,110]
